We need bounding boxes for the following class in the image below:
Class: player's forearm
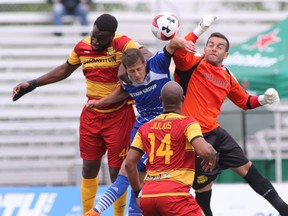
[36,63,75,87]
[193,137,217,160]
[125,164,141,193]
[184,32,198,44]
[246,88,280,109]
[103,87,129,104]
[203,145,217,161]
[245,95,261,109]
[166,37,196,55]
[196,143,217,161]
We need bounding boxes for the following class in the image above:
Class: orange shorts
[79,105,135,168]
[140,194,202,216]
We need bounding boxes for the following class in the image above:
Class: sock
[81,177,99,214]
[128,188,142,215]
[114,189,128,216]
[94,174,129,214]
[244,165,288,216]
[195,190,213,216]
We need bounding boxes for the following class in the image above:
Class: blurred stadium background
[0,0,288,215]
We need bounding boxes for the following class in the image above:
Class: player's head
[204,32,229,67]
[91,13,118,51]
[122,48,146,84]
[160,81,184,114]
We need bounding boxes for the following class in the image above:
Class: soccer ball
[151,12,181,41]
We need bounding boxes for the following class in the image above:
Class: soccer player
[173,21,288,216]
[12,13,152,215]
[84,37,196,216]
[125,81,217,216]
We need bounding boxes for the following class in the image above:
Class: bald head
[160,81,184,114]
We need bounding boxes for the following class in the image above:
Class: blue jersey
[124,49,172,142]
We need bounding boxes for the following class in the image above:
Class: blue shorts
[137,153,148,172]
[130,117,155,173]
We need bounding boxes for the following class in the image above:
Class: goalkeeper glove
[193,14,217,37]
[12,79,37,101]
[258,88,280,105]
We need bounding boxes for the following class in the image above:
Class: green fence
[216,159,288,183]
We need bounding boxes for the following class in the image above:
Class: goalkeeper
[173,15,288,216]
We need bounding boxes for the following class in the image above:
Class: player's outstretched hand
[258,88,280,105]
[12,79,37,101]
[200,14,217,29]
[193,14,217,37]
[183,40,197,53]
[169,37,197,53]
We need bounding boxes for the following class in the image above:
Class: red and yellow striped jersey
[132,113,202,197]
[68,34,141,113]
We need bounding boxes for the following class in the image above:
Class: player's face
[204,37,228,66]
[126,58,147,84]
[90,26,114,51]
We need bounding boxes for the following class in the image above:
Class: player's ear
[182,96,185,102]
[159,96,162,103]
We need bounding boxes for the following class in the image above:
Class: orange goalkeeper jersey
[68,34,141,113]
[132,113,203,197]
[173,32,252,133]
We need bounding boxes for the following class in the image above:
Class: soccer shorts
[193,126,249,190]
[137,153,148,173]
[130,116,154,173]
[79,104,135,168]
[140,194,203,216]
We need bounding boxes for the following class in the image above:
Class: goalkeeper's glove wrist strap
[258,95,265,105]
[193,25,206,37]
[27,79,38,90]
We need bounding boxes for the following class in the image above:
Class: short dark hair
[94,13,118,33]
[207,32,230,51]
[122,48,145,68]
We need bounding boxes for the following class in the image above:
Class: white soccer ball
[151,12,181,41]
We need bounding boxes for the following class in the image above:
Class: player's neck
[162,108,181,115]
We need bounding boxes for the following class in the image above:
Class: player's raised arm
[12,62,79,101]
[165,37,197,54]
[193,14,217,38]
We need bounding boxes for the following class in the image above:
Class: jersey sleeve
[122,36,142,50]
[185,122,203,143]
[67,50,81,66]
[147,49,171,75]
[227,70,252,110]
[131,131,145,152]
[67,41,83,66]
[173,32,199,71]
[67,38,92,66]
